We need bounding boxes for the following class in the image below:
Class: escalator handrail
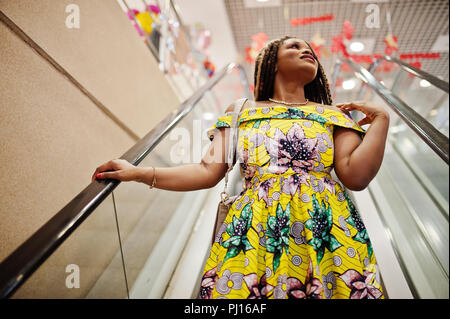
[0,62,251,299]
[341,57,449,165]
[371,55,449,94]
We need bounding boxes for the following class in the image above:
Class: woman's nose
[301,49,313,56]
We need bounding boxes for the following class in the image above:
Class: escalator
[0,56,448,299]
[332,56,449,298]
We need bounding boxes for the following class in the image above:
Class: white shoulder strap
[226,98,247,166]
[223,98,248,198]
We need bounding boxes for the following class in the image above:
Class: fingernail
[97,173,102,179]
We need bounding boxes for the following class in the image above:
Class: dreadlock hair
[253,35,333,105]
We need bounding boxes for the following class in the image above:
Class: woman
[92,36,390,299]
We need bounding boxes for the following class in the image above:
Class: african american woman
[92,36,390,299]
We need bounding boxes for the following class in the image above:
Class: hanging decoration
[245,32,268,65]
[331,34,349,58]
[252,32,268,51]
[149,4,161,15]
[203,58,215,78]
[400,52,440,59]
[383,34,399,56]
[193,24,212,53]
[199,30,211,50]
[127,6,163,38]
[127,10,144,36]
[310,32,325,59]
[407,61,422,78]
[342,20,354,40]
[331,20,354,58]
[135,11,154,34]
[290,14,334,26]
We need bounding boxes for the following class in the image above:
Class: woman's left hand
[335,100,389,126]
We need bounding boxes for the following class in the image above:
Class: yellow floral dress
[200,104,384,299]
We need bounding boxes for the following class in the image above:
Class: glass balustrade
[1,64,248,299]
[11,194,129,298]
[94,70,246,299]
[347,59,449,298]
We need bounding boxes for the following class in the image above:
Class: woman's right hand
[91,159,140,183]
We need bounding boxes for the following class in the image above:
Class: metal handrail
[341,58,449,165]
[380,56,449,93]
[357,55,449,100]
[0,62,251,299]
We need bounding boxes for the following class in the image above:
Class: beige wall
[0,0,180,297]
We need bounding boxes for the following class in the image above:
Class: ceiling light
[350,42,365,52]
[244,0,281,8]
[420,79,431,87]
[342,79,356,90]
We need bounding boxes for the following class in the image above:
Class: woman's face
[276,38,318,84]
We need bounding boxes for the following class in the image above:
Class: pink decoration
[148,5,161,14]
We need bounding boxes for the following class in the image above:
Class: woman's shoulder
[315,103,343,113]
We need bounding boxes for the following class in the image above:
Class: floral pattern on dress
[222,203,254,264]
[339,268,383,299]
[264,123,318,175]
[202,104,383,299]
[305,194,342,264]
[286,259,323,299]
[266,203,291,273]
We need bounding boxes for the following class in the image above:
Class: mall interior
[0,0,448,299]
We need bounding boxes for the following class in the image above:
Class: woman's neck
[272,79,307,103]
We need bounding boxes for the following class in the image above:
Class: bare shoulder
[319,103,342,113]
[224,99,268,113]
[241,100,275,111]
[320,103,353,118]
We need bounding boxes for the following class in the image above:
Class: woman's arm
[333,101,390,191]
[92,103,238,191]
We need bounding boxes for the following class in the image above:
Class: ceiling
[222,0,449,100]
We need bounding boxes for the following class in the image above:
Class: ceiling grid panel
[222,0,449,95]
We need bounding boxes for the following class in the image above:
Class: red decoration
[245,32,269,65]
[203,59,215,78]
[245,46,259,64]
[331,21,354,58]
[290,14,334,26]
[340,63,351,72]
[252,32,268,51]
[331,34,349,58]
[379,60,395,73]
[409,61,422,68]
[400,52,440,59]
[342,20,354,40]
[407,61,422,78]
[310,42,323,59]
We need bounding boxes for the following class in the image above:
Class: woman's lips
[301,56,316,63]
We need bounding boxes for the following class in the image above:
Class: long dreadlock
[253,35,333,105]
